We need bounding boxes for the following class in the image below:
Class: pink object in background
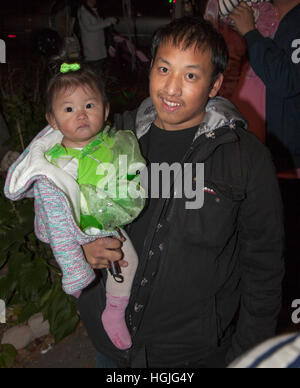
[205,0,280,144]
[231,2,280,143]
[204,0,247,100]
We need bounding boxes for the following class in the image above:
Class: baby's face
[48,85,109,148]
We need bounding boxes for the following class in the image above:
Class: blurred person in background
[78,0,117,74]
[183,0,195,16]
[231,0,300,309]
[204,0,279,143]
[228,331,300,368]
[204,0,247,101]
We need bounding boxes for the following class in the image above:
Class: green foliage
[40,280,80,344]
[0,62,47,153]
[1,89,46,152]
[0,177,80,365]
[0,345,17,368]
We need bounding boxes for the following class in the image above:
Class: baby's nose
[77,109,88,119]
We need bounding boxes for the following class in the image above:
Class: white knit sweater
[78,5,115,61]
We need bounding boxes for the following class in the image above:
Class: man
[79,17,284,368]
[231,0,300,307]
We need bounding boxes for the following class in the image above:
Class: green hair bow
[60,63,81,74]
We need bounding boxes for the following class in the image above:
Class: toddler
[4,63,146,350]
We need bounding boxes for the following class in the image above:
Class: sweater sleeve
[78,8,114,32]
[244,28,300,97]
[34,180,96,297]
[226,140,285,364]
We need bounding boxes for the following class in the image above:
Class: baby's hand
[83,236,128,270]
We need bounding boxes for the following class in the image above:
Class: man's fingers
[101,237,123,250]
[106,246,124,262]
[119,259,129,268]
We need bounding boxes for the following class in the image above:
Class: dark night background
[0,0,299,368]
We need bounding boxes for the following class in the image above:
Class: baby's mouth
[77,124,89,129]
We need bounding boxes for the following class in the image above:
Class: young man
[80,17,284,368]
[231,0,300,308]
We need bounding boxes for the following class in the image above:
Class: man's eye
[159,67,168,73]
[187,73,196,80]
[65,107,73,112]
[86,103,95,109]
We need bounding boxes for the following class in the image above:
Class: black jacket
[244,4,300,171]
[78,97,284,368]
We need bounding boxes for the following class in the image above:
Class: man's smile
[160,97,183,112]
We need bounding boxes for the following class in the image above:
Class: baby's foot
[101,294,132,350]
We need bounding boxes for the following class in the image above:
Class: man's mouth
[161,97,183,112]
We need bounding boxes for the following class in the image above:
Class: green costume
[46,126,146,233]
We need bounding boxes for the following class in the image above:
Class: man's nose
[164,73,182,96]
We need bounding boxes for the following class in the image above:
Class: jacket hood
[135,96,247,141]
[4,126,81,223]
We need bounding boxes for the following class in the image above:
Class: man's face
[150,40,223,131]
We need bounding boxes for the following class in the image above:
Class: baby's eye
[86,103,95,109]
[65,107,73,112]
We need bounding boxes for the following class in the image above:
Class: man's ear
[209,74,224,99]
[46,113,58,130]
[105,103,110,122]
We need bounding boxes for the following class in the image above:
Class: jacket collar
[135,96,247,142]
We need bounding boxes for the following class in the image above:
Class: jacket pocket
[182,182,242,248]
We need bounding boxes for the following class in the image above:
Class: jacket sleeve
[78,8,114,32]
[244,29,300,97]
[34,180,96,297]
[114,109,138,132]
[227,140,285,364]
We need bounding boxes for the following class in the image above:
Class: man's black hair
[151,16,229,86]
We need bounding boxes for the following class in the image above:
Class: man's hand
[230,2,256,36]
[82,236,128,270]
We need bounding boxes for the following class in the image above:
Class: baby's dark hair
[151,16,229,87]
[46,63,108,115]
